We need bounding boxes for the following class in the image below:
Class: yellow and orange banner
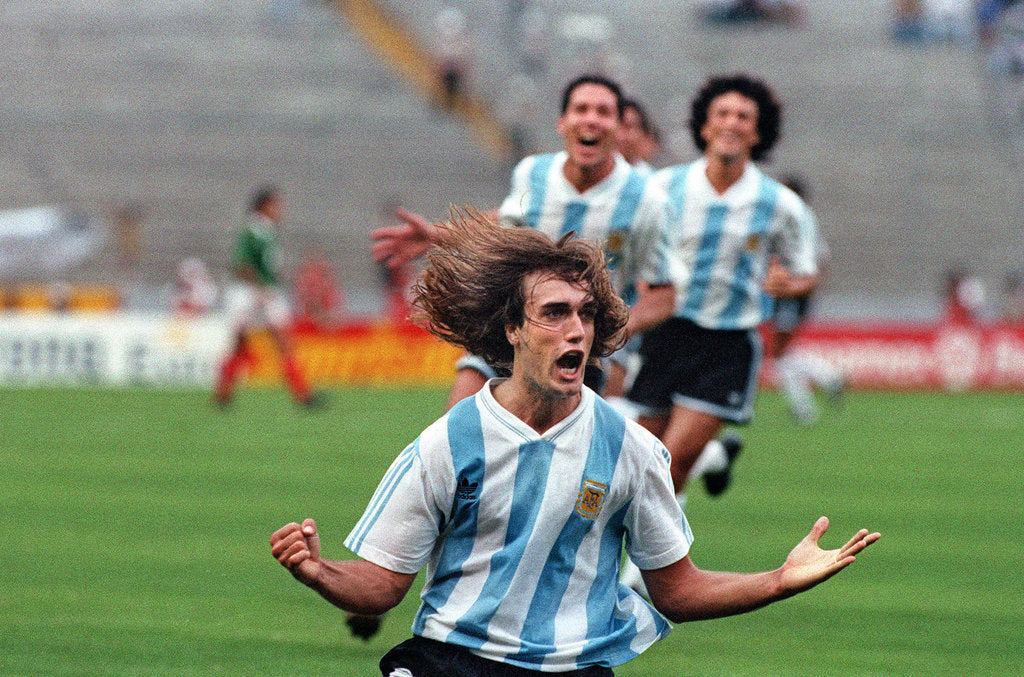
[245,323,463,386]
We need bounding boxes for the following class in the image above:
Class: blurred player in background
[764,173,846,425]
[603,96,664,404]
[271,212,881,677]
[620,75,819,564]
[170,257,218,319]
[941,263,987,326]
[373,74,677,410]
[616,97,660,174]
[292,253,345,332]
[214,185,323,409]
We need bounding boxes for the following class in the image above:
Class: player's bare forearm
[624,284,675,336]
[644,557,786,623]
[644,517,880,624]
[764,267,819,299]
[270,519,415,616]
[306,558,416,616]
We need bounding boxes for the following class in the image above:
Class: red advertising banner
[778,323,1024,391]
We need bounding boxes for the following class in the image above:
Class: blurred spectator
[171,257,218,318]
[892,0,926,42]
[1000,270,1024,323]
[922,0,974,43]
[378,260,414,326]
[980,1,1024,75]
[292,253,345,331]
[112,203,145,276]
[434,6,472,113]
[49,280,73,314]
[941,264,987,325]
[697,0,803,24]
[375,196,416,326]
[978,0,1022,47]
[517,6,551,78]
[500,73,540,170]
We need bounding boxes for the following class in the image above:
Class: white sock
[687,438,728,482]
[776,353,819,422]
[793,351,843,391]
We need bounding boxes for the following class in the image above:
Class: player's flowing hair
[412,207,628,368]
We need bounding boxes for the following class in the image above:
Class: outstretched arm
[624,283,675,337]
[370,208,440,270]
[764,258,818,298]
[644,516,880,624]
[371,207,503,270]
[270,518,416,616]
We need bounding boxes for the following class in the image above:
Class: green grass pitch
[2,386,1022,675]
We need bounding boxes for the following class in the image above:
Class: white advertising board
[0,313,231,387]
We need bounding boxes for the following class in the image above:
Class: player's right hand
[270,518,322,586]
[370,207,435,269]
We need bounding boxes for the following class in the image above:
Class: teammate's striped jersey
[345,383,693,672]
[499,151,676,306]
[651,158,818,330]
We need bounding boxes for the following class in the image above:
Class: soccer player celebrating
[214,185,321,408]
[765,174,846,425]
[372,74,677,410]
[625,74,819,508]
[271,212,880,677]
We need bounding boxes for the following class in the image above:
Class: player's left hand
[778,516,880,594]
[763,259,792,296]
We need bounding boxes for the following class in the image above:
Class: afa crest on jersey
[603,229,628,269]
[575,479,607,519]
[745,234,762,252]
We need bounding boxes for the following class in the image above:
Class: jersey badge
[745,234,762,252]
[575,479,607,519]
[604,229,628,269]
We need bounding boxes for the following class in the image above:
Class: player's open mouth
[578,136,599,147]
[556,350,584,376]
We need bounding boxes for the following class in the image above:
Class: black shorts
[771,296,812,333]
[380,636,614,677]
[626,317,762,424]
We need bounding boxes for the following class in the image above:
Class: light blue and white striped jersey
[499,151,676,306]
[345,382,693,672]
[651,158,818,330]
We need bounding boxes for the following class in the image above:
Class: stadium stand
[0,0,1021,319]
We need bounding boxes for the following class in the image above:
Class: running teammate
[765,174,846,424]
[628,73,819,499]
[271,212,880,677]
[373,75,677,409]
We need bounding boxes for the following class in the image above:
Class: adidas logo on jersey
[456,476,479,500]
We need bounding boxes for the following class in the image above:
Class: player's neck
[491,378,581,435]
[563,156,615,194]
[704,153,748,195]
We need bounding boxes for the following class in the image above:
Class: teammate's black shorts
[626,317,762,424]
[771,296,812,333]
[380,636,614,677]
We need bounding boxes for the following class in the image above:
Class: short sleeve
[344,435,452,574]
[623,436,694,571]
[776,193,819,277]
[498,156,533,228]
